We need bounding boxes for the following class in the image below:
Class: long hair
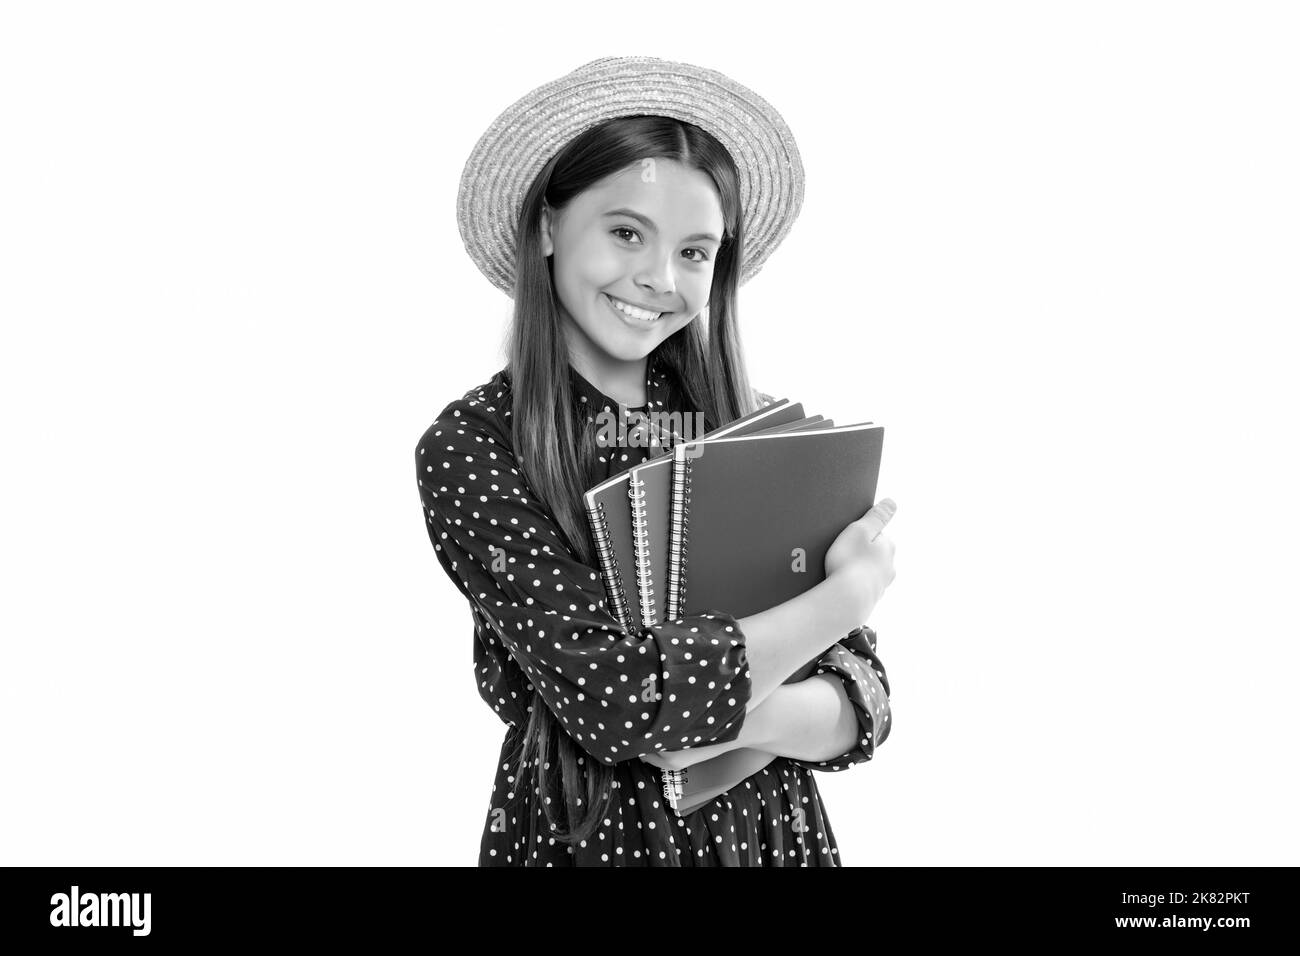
[503,114,759,844]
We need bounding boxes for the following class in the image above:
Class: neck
[566,343,649,408]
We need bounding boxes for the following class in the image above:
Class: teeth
[609,295,663,321]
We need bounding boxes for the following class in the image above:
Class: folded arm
[784,625,892,771]
[642,655,867,772]
[640,660,871,816]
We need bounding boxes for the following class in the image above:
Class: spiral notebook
[582,470,642,630]
[665,422,886,632]
[637,414,834,631]
[625,404,814,628]
[583,399,806,632]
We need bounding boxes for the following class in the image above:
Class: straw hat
[456,55,806,298]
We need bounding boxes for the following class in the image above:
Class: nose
[634,249,676,301]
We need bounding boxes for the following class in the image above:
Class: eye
[611,226,642,244]
[682,248,710,263]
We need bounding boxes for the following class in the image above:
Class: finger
[859,497,897,541]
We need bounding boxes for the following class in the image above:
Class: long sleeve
[415,386,753,766]
[785,625,892,772]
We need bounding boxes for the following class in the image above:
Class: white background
[2,1,1297,866]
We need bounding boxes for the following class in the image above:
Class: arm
[641,688,791,817]
[643,675,862,816]
[639,680,789,772]
[764,674,863,763]
[644,606,892,787]
[649,673,865,771]
[784,625,893,772]
[737,573,871,715]
[415,390,754,766]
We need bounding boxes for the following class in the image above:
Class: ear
[539,202,554,257]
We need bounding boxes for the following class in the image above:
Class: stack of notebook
[582,396,885,816]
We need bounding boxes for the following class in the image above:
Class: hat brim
[457,56,806,299]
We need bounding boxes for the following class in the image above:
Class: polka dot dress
[414,352,892,866]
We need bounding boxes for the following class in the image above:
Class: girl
[416,57,897,866]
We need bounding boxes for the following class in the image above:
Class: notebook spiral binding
[661,441,695,814]
[665,453,694,622]
[662,765,686,813]
[585,498,632,632]
[628,473,656,626]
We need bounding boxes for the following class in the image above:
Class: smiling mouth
[605,293,668,322]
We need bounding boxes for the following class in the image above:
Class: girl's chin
[597,339,660,363]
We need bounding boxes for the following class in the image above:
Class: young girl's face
[541,159,724,368]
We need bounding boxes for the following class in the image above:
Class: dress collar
[568,352,671,415]
[569,352,683,449]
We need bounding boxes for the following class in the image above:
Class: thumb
[858,498,897,542]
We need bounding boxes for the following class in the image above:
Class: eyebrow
[602,208,722,245]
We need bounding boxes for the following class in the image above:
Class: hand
[824,497,897,621]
